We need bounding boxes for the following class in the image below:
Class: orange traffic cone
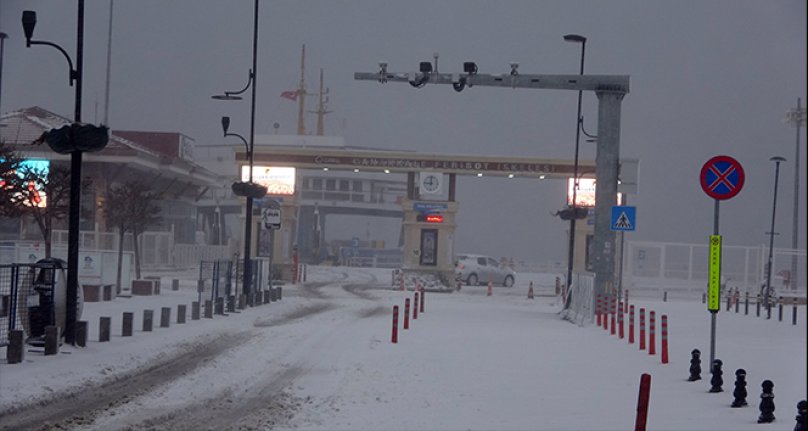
[487,282,493,297]
[528,282,534,299]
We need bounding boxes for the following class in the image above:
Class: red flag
[280,90,298,101]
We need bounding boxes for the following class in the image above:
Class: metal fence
[624,241,807,299]
[198,259,266,304]
[1,261,61,347]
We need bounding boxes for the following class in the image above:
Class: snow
[1,266,805,430]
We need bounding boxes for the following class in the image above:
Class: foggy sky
[1,0,806,264]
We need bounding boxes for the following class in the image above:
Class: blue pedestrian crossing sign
[611,206,637,231]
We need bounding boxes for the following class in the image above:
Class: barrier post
[610,296,616,336]
[420,290,425,313]
[734,290,740,313]
[756,295,761,317]
[778,297,783,322]
[793,298,798,325]
[528,281,534,299]
[413,292,419,320]
[404,298,410,330]
[625,289,629,314]
[649,311,656,355]
[634,374,652,431]
[745,291,749,315]
[487,282,493,297]
[391,306,399,343]
[604,295,610,331]
[596,294,602,326]
[639,308,646,350]
[629,305,635,344]
[661,315,669,364]
[99,317,111,342]
[618,302,624,339]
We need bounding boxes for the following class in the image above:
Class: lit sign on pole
[567,178,623,207]
[243,166,296,196]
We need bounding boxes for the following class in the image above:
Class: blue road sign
[611,206,637,231]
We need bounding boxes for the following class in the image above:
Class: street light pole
[0,32,8,115]
[785,99,805,291]
[213,0,261,302]
[22,1,88,344]
[765,156,786,319]
[563,34,586,307]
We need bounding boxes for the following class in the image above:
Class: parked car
[455,254,516,287]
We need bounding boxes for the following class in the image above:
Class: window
[339,180,350,191]
[326,179,336,191]
[352,181,363,192]
[312,179,323,190]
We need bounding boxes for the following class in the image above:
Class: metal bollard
[793,298,798,325]
[123,312,133,336]
[215,297,224,315]
[204,300,213,318]
[413,292,419,320]
[191,301,200,320]
[745,291,749,315]
[99,317,111,342]
[160,307,171,328]
[75,321,88,347]
[7,330,25,364]
[44,326,60,355]
[778,297,783,322]
[756,295,761,317]
[177,304,187,324]
[143,310,154,332]
[278,286,282,300]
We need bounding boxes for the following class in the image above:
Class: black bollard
[160,307,171,328]
[664,291,668,302]
[778,298,783,322]
[44,325,60,355]
[745,291,749,315]
[757,380,775,423]
[731,368,748,407]
[756,295,761,317]
[122,312,133,336]
[687,348,702,381]
[177,304,186,324]
[143,310,154,332]
[709,359,723,393]
[7,330,24,364]
[794,400,807,431]
[99,317,111,342]
[794,299,799,326]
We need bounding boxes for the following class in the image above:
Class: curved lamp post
[764,156,786,318]
[212,0,264,301]
[562,33,587,307]
[0,32,8,115]
[22,2,108,344]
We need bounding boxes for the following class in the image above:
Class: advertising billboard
[242,166,296,196]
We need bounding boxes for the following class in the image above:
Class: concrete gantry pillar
[592,89,626,303]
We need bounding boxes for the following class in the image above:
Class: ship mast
[311,68,331,136]
[296,44,307,135]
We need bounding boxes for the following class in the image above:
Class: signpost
[261,200,281,290]
[700,155,745,366]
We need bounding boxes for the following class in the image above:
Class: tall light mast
[296,44,307,135]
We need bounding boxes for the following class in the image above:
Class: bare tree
[103,182,162,281]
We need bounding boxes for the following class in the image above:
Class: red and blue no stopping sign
[700,155,745,200]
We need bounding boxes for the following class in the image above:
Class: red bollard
[391,306,399,343]
[420,290,425,313]
[487,282,493,297]
[610,297,616,335]
[604,296,610,331]
[648,311,656,355]
[625,289,629,314]
[629,305,635,344]
[596,294,602,326]
[634,373,652,431]
[404,298,410,330]
[618,302,624,339]
[413,292,419,320]
[661,314,669,364]
[639,308,646,350]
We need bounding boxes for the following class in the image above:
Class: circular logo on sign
[700,155,745,200]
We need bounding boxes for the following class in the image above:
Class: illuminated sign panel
[242,166,296,196]
[567,178,623,207]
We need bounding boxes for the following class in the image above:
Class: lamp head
[221,116,230,135]
[769,156,786,163]
[563,34,586,43]
[21,10,37,46]
[211,93,242,101]
[463,62,478,75]
[419,61,432,73]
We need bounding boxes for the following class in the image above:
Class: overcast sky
[1,0,806,264]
